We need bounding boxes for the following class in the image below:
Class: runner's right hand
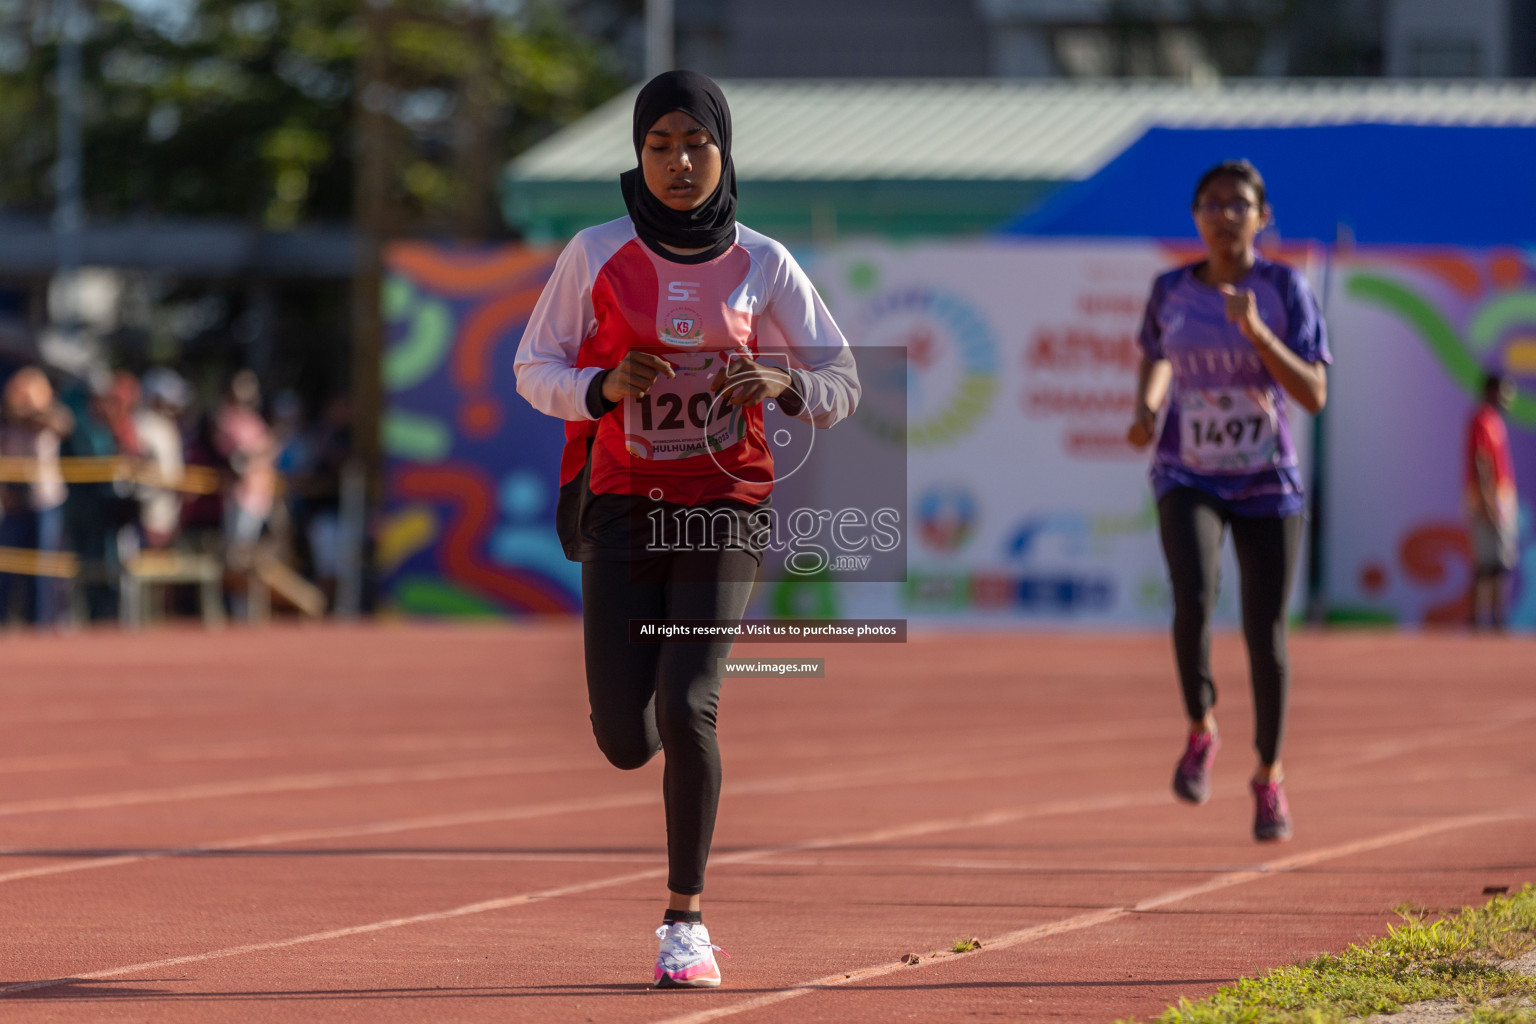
[1127,407,1157,449]
[601,351,676,403]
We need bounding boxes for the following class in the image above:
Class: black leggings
[580,550,758,895]
[1157,487,1302,766]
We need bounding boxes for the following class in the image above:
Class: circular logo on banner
[855,287,998,448]
[916,484,977,552]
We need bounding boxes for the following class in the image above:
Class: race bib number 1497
[1178,387,1282,473]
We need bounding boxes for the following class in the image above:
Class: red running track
[0,624,1531,1023]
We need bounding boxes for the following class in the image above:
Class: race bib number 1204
[1178,387,1282,473]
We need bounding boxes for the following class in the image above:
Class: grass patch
[1461,1007,1536,1023]
[1120,885,1536,1024]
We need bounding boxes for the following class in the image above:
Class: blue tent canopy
[1001,124,1536,246]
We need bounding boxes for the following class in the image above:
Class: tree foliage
[0,0,625,228]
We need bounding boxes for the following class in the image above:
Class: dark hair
[1483,371,1508,400]
[1192,160,1267,210]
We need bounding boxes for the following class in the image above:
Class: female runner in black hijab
[514,70,860,987]
[620,70,738,257]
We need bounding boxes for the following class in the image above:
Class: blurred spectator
[0,367,75,625]
[265,390,307,558]
[180,408,228,554]
[291,395,352,600]
[1466,372,1519,630]
[135,368,190,550]
[272,390,307,461]
[100,371,143,459]
[214,369,276,565]
[60,373,129,621]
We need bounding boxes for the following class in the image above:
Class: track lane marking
[4,756,1531,997]
[0,789,661,886]
[0,707,1526,886]
[647,809,1536,1024]
[2,707,1531,993]
[0,718,1144,817]
[0,867,675,996]
[0,713,1168,794]
[0,787,1181,996]
[0,756,593,817]
[2,694,1523,821]
[0,751,1162,887]
[0,730,570,776]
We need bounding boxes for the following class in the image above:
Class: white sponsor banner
[774,240,1318,627]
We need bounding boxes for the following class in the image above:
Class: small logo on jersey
[661,307,704,346]
[668,281,700,302]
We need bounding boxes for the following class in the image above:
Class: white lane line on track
[3,720,1520,882]
[0,716,1512,830]
[3,694,1522,824]
[0,787,1178,996]
[3,709,1530,992]
[0,866,675,996]
[0,720,1132,820]
[0,712,1167,806]
[646,809,1535,1024]
[0,853,151,886]
[0,756,595,818]
[353,851,670,863]
[0,731,562,776]
[1344,707,1536,767]
[0,790,662,886]
[1,704,1526,888]
[10,693,1516,817]
[0,746,1163,887]
[4,771,1531,997]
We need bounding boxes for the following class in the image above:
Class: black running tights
[1156,487,1302,766]
[580,550,757,896]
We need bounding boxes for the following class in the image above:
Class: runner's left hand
[1218,285,1262,338]
[709,356,792,407]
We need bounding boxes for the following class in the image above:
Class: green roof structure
[503,78,1536,242]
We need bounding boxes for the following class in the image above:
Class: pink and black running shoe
[1172,731,1220,804]
[1250,778,1293,841]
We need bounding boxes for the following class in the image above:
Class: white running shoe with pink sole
[654,921,726,988]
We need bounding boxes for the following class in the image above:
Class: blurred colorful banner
[793,240,1320,627]
[377,238,1536,632]
[378,242,580,616]
[1323,247,1536,626]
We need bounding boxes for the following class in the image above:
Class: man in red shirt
[1466,372,1518,630]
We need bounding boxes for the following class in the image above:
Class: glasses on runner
[1194,199,1258,218]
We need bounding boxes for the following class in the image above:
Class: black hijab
[620,70,737,259]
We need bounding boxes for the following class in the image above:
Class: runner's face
[642,111,723,212]
[1193,176,1268,260]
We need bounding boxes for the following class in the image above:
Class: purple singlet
[1137,257,1331,517]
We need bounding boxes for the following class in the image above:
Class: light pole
[53,0,85,335]
[645,0,674,80]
